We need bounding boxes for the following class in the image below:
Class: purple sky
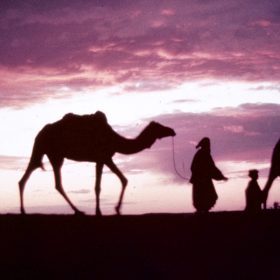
[1,0,280,106]
[0,0,280,213]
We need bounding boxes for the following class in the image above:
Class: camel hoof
[96,209,102,217]
[74,210,85,216]
[115,206,121,215]
[20,208,26,215]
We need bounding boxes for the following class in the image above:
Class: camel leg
[49,156,84,215]
[262,175,276,210]
[95,162,104,216]
[18,162,38,214]
[105,159,128,215]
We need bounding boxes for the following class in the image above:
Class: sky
[0,0,280,215]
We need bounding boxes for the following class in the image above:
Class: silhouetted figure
[190,137,227,213]
[245,169,262,212]
[262,139,280,209]
[19,111,176,216]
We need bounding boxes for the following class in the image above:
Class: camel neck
[114,126,156,155]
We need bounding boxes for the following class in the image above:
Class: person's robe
[190,148,225,212]
[245,180,262,212]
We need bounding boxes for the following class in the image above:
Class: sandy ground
[0,211,279,279]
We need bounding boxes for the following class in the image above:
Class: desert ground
[0,211,279,279]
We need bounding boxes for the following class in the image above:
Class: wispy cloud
[0,0,279,108]
[111,103,280,183]
[68,189,91,194]
[0,155,27,170]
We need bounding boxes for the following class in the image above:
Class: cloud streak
[112,103,280,183]
[1,0,280,108]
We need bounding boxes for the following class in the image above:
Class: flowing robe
[190,148,225,212]
[245,180,262,212]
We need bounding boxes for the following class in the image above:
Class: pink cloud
[223,125,245,134]
[250,20,272,28]
[161,9,175,16]
[0,1,280,108]
[115,103,280,183]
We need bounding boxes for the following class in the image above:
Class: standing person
[190,137,227,213]
[245,169,262,212]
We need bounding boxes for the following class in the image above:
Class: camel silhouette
[19,111,176,216]
[262,139,280,209]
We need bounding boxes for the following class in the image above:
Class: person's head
[249,169,258,180]
[196,137,210,150]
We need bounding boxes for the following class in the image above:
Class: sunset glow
[1,0,280,214]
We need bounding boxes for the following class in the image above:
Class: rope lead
[171,137,189,181]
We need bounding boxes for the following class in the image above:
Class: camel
[262,139,280,209]
[19,111,176,216]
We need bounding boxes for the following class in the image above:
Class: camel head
[148,121,176,140]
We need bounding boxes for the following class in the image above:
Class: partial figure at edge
[262,139,280,209]
[190,137,227,213]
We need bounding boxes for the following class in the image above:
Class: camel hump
[92,111,107,124]
[62,111,107,123]
[60,111,108,130]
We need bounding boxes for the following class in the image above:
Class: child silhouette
[245,169,262,212]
